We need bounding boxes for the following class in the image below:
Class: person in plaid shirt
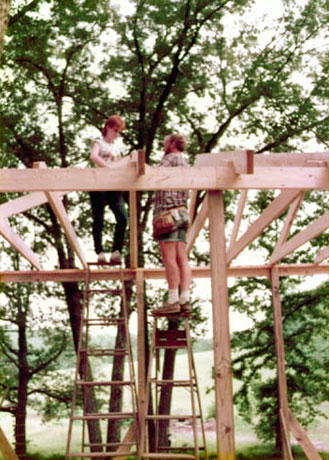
[152,134,192,316]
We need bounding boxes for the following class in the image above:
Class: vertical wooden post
[136,268,146,429]
[129,191,138,268]
[208,190,235,460]
[0,426,19,460]
[271,267,291,460]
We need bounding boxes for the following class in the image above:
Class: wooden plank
[0,264,328,283]
[113,421,137,459]
[0,218,41,270]
[279,409,293,460]
[0,191,62,218]
[186,196,208,254]
[33,162,87,269]
[196,151,329,168]
[129,191,138,268]
[0,425,20,460]
[228,190,248,251]
[270,192,305,263]
[271,267,290,460]
[208,190,235,460]
[287,408,322,460]
[227,189,301,264]
[136,269,146,431]
[0,164,328,192]
[270,210,329,265]
[314,246,329,264]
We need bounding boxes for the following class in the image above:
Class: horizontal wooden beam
[0,264,327,283]
[0,164,327,192]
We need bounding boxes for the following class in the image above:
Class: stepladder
[65,261,139,459]
[139,313,208,460]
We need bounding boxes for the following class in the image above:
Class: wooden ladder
[65,261,139,459]
[139,314,208,460]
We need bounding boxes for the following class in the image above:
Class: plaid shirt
[153,153,189,218]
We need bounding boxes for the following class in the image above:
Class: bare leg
[176,241,191,291]
[159,241,180,289]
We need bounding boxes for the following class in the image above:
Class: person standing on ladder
[89,114,128,265]
[152,133,192,315]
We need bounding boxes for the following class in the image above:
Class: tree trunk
[157,320,179,450]
[106,281,133,449]
[15,311,28,459]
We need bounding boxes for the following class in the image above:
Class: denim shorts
[157,228,187,243]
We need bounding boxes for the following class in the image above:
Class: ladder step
[68,452,137,458]
[141,454,195,459]
[87,288,122,295]
[146,414,195,421]
[84,441,135,448]
[72,411,136,421]
[77,380,134,386]
[84,318,124,325]
[152,379,195,387]
[81,348,127,357]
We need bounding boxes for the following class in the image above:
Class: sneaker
[97,252,107,264]
[109,250,121,265]
[152,301,180,316]
[180,302,192,313]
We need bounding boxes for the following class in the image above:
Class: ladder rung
[68,452,137,458]
[84,318,124,325]
[72,411,136,421]
[152,379,195,387]
[141,454,195,459]
[146,415,194,421]
[77,380,134,386]
[81,348,127,356]
[84,441,135,447]
[87,289,122,295]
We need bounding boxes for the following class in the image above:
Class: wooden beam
[227,189,302,264]
[280,409,293,460]
[186,195,208,254]
[33,162,87,269]
[286,408,322,460]
[136,268,146,432]
[0,425,19,460]
[208,190,235,460]
[0,264,328,283]
[113,421,137,459]
[314,246,329,264]
[0,191,64,218]
[270,192,305,263]
[228,190,248,251]
[270,210,329,265]
[0,219,41,270]
[129,191,138,268]
[196,151,329,168]
[271,267,291,460]
[246,150,254,174]
[0,164,328,192]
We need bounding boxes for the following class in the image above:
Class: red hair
[102,115,125,136]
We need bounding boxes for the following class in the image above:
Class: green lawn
[1,350,328,457]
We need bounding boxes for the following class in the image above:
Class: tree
[0,251,71,457]
[1,0,328,454]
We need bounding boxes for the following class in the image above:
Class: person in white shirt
[89,115,128,264]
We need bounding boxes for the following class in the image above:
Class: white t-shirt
[93,138,121,165]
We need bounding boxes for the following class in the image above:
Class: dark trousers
[89,191,128,254]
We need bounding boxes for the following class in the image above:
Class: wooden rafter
[270,210,329,265]
[314,246,329,264]
[227,189,302,264]
[228,189,248,251]
[270,191,305,262]
[186,194,208,254]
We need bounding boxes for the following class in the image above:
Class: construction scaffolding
[0,150,328,460]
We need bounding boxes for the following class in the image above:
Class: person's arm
[90,141,109,168]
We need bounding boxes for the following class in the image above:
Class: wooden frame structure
[0,151,328,460]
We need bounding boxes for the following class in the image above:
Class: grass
[1,350,328,459]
